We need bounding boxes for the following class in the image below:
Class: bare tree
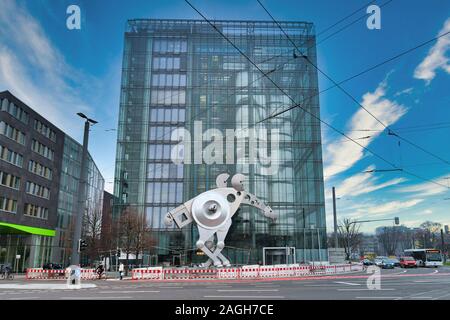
[82,207,103,265]
[133,217,155,268]
[377,227,399,256]
[419,221,442,248]
[337,219,362,260]
[118,207,140,275]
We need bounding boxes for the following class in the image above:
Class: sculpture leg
[211,220,232,267]
[196,227,222,267]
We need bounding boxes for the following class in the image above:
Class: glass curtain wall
[115,20,327,265]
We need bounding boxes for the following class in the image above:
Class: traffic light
[78,239,88,252]
[116,249,121,257]
[394,217,400,225]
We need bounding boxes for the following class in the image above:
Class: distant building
[445,225,449,235]
[359,234,379,256]
[0,91,104,269]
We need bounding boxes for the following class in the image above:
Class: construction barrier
[239,265,260,279]
[131,267,164,280]
[26,268,96,280]
[128,263,363,281]
[217,268,239,280]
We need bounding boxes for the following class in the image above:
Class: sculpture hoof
[196,240,205,249]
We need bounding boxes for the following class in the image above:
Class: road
[1,267,450,300]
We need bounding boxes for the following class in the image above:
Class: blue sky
[0,0,449,233]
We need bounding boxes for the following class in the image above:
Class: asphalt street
[1,267,450,300]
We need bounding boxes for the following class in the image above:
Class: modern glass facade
[114,19,327,265]
[52,136,105,267]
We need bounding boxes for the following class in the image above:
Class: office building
[0,91,104,269]
[114,19,326,265]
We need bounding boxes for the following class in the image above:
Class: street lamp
[70,112,98,266]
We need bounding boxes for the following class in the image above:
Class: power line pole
[441,229,447,263]
[332,187,338,248]
[70,113,97,266]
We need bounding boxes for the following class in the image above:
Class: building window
[153,39,187,54]
[0,98,29,124]
[0,171,21,190]
[34,119,56,142]
[31,139,54,160]
[0,196,17,214]
[0,121,26,145]
[152,57,181,70]
[24,203,49,220]
[26,181,50,200]
[28,160,53,180]
[0,144,23,167]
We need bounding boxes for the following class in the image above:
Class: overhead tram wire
[256,0,450,167]
[149,0,401,146]
[147,1,384,152]
[184,0,449,190]
[268,25,450,127]
[255,0,383,66]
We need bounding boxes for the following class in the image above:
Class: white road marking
[204,295,285,299]
[410,296,433,299]
[99,290,160,293]
[62,296,133,299]
[216,289,279,292]
[8,297,40,300]
[356,296,401,299]
[338,288,395,291]
[334,281,360,286]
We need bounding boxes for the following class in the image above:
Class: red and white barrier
[239,265,260,279]
[217,268,239,279]
[130,263,363,281]
[132,267,163,280]
[26,268,96,280]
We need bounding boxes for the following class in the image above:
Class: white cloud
[0,0,95,133]
[363,199,423,216]
[414,17,450,84]
[323,79,407,178]
[396,174,449,197]
[335,165,406,197]
[394,87,413,97]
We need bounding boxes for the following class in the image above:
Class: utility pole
[332,187,338,248]
[70,113,98,266]
[441,229,447,263]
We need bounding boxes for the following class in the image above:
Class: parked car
[399,256,417,268]
[374,256,388,266]
[390,258,401,267]
[362,259,374,266]
[380,259,396,269]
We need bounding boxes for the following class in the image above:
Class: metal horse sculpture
[164,173,277,267]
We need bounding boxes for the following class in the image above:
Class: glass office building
[114,19,327,265]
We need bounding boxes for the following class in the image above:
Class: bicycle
[0,271,14,280]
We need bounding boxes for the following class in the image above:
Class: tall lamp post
[70,113,98,266]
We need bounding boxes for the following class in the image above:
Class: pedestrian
[119,262,124,280]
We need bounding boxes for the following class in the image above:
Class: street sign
[16,255,21,259]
